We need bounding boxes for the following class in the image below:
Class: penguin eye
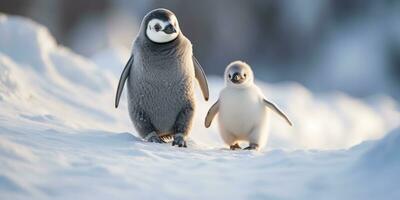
[154,23,161,32]
[244,73,247,78]
[228,74,232,79]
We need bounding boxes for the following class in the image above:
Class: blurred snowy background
[1,0,399,99]
[0,1,400,199]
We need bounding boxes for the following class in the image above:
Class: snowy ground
[0,14,399,200]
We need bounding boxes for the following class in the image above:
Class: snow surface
[0,14,399,200]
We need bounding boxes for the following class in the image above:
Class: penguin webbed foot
[229,143,241,150]
[244,143,259,150]
[172,133,187,148]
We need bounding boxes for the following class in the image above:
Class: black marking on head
[144,9,174,26]
[143,8,180,44]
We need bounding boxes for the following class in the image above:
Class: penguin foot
[172,133,187,148]
[160,135,174,143]
[229,143,241,150]
[144,132,165,143]
[244,143,259,150]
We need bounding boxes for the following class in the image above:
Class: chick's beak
[231,72,245,84]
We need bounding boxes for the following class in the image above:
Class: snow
[0,14,399,200]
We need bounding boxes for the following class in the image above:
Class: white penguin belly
[218,88,265,139]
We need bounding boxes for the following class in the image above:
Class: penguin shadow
[218,146,263,154]
[102,133,258,158]
[132,136,202,149]
[128,135,266,154]
[120,131,262,153]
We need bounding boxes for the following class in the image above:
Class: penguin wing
[205,100,220,128]
[263,99,293,126]
[115,54,134,108]
[193,56,209,101]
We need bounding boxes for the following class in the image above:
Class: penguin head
[225,61,254,87]
[144,8,181,44]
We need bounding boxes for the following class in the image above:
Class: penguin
[115,8,209,148]
[204,61,292,150]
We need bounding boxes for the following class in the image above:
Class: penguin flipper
[263,99,292,126]
[205,100,220,128]
[193,56,209,101]
[115,54,134,108]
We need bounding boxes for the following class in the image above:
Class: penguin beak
[231,72,245,84]
[163,23,176,34]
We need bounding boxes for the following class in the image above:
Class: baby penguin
[205,61,292,150]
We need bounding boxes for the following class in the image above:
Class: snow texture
[0,14,399,200]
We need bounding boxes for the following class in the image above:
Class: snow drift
[0,14,399,200]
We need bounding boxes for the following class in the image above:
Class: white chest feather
[218,87,266,136]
